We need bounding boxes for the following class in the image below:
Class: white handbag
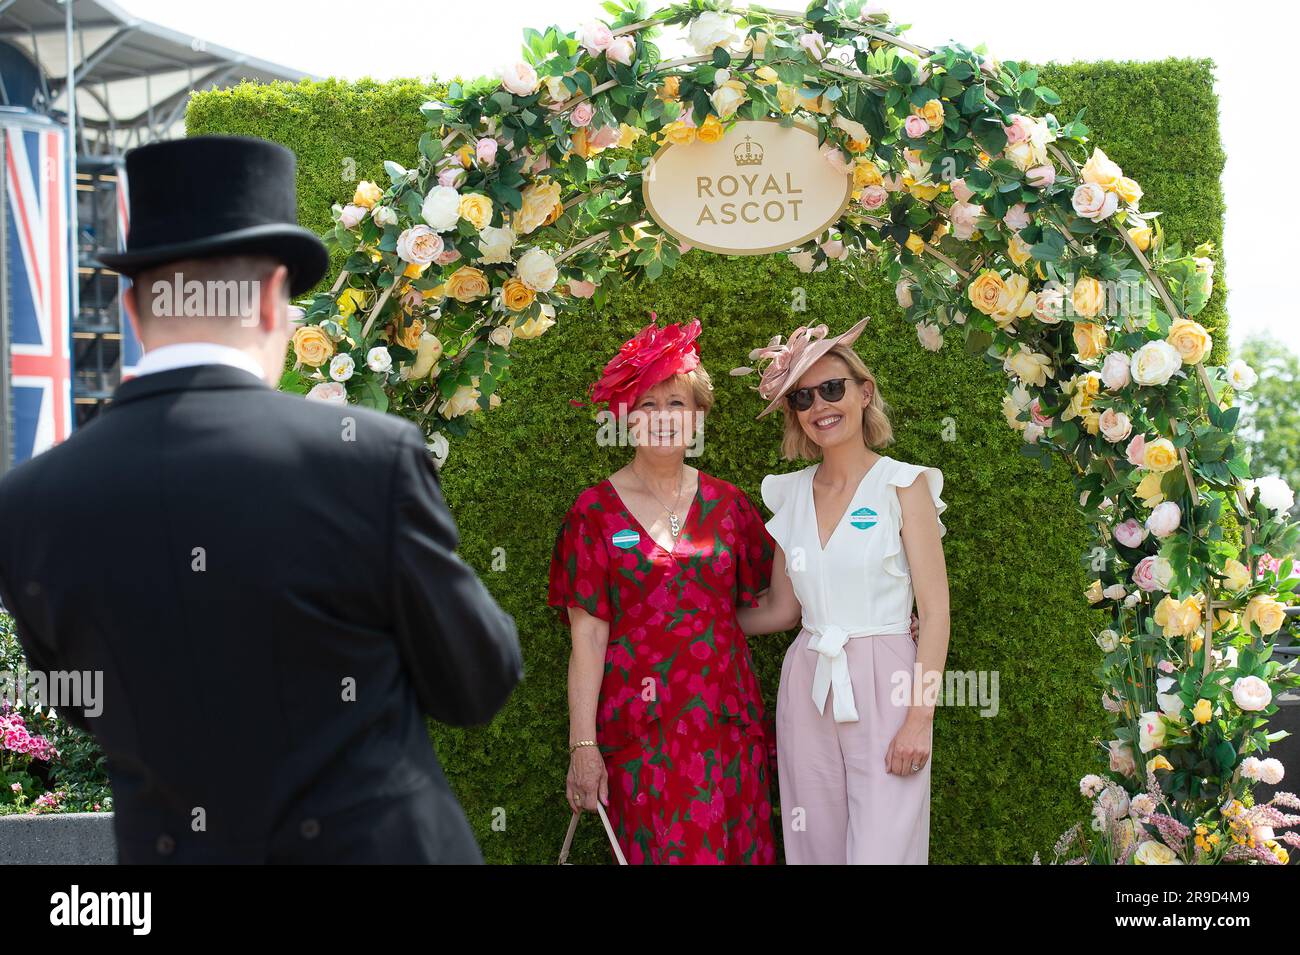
[558,802,628,865]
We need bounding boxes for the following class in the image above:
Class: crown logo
[733,135,764,167]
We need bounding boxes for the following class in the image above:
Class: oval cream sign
[642,119,852,256]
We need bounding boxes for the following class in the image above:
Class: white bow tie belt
[804,621,913,723]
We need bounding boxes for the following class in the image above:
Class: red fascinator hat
[576,315,703,419]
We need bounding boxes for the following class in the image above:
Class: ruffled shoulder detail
[760,467,811,554]
[881,459,947,579]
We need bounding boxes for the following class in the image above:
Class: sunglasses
[786,377,861,412]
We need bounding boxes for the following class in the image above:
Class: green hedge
[185,57,1227,863]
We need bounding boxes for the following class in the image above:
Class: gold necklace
[633,463,688,539]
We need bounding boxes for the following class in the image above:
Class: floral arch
[291,0,1300,862]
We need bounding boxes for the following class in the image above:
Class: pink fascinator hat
[731,316,870,419]
[572,314,703,420]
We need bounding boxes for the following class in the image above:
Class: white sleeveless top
[761,455,947,723]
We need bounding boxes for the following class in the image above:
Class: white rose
[1232,675,1272,712]
[1072,182,1119,222]
[711,84,746,119]
[790,249,821,273]
[1033,287,1065,324]
[500,62,540,97]
[1100,351,1131,389]
[1258,758,1285,785]
[1226,359,1257,390]
[1103,584,1127,600]
[1137,711,1167,753]
[427,432,450,467]
[367,346,393,374]
[1130,340,1182,387]
[421,186,462,232]
[577,21,613,54]
[895,280,914,308]
[1145,501,1182,539]
[395,225,443,265]
[1152,557,1175,591]
[516,247,558,292]
[1096,629,1120,652]
[832,114,869,143]
[371,205,398,228]
[686,12,741,54]
[1247,475,1295,514]
[305,381,347,404]
[329,353,355,382]
[606,35,635,65]
[1156,677,1183,716]
[407,333,444,380]
[916,323,942,351]
[1023,422,1044,443]
[1099,409,1132,443]
[478,224,516,265]
[490,326,514,348]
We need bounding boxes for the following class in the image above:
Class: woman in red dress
[548,318,777,865]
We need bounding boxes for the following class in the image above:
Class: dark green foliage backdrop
[186,58,1226,863]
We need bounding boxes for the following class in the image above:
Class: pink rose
[1132,555,1172,593]
[904,114,930,139]
[434,248,461,266]
[821,238,847,260]
[1113,518,1147,549]
[438,167,467,189]
[606,36,635,65]
[568,279,597,298]
[401,288,424,310]
[1145,501,1181,539]
[395,225,443,265]
[587,124,620,149]
[949,201,983,241]
[578,22,613,55]
[1125,434,1147,468]
[339,204,366,229]
[1029,398,1052,427]
[500,62,540,97]
[1072,182,1118,222]
[1003,202,1030,231]
[820,144,849,173]
[1098,408,1132,443]
[858,185,888,210]
[571,102,594,127]
[1101,351,1131,390]
[1026,165,1056,188]
[881,173,905,191]
[951,178,975,203]
[476,138,498,166]
[1003,114,1032,145]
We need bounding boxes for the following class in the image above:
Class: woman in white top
[735,317,950,864]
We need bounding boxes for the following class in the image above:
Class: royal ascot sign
[642,119,853,256]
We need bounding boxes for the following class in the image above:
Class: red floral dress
[548,471,777,865]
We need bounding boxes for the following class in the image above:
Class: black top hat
[100,135,329,297]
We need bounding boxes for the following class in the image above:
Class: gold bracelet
[569,739,598,753]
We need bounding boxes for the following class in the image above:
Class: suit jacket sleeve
[389,426,523,726]
[0,574,94,736]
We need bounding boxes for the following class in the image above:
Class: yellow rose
[1071,275,1105,318]
[1167,318,1212,365]
[428,283,446,300]
[1073,322,1108,362]
[1086,579,1104,604]
[905,232,925,255]
[853,162,883,189]
[445,265,489,302]
[1214,609,1238,631]
[458,193,494,231]
[1192,698,1212,724]
[776,83,798,114]
[337,287,367,319]
[1222,558,1251,592]
[1082,147,1123,191]
[404,261,429,279]
[1006,346,1054,388]
[1115,176,1143,206]
[755,66,779,85]
[1134,841,1181,865]
[513,177,563,235]
[1143,437,1179,474]
[921,98,945,129]
[455,144,474,168]
[1128,224,1153,252]
[907,180,942,202]
[352,180,383,209]
[396,317,425,351]
[1155,595,1201,637]
[292,325,335,367]
[930,221,948,243]
[664,120,697,146]
[967,270,1008,316]
[990,273,1034,329]
[501,277,536,312]
[511,312,556,340]
[617,123,642,149]
[697,115,724,144]
[1135,470,1166,507]
[659,76,680,100]
[845,137,869,154]
[1149,755,1173,772]
[1244,594,1287,636]
[1007,233,1033,268]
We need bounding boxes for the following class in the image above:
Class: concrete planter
[0,812,116,864]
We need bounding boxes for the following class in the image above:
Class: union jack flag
[3,123,71,465]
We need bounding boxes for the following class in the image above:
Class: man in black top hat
[0,135,523,863]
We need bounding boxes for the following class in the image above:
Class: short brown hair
[779,343,893,461]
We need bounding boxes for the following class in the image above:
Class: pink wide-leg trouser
[776,629,931,865]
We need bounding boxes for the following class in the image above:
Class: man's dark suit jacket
[0,363,523,863]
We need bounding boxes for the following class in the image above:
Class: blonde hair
[657,365,715,415]
[779,343,893,461]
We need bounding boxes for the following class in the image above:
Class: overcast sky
[118,0,1299,353]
